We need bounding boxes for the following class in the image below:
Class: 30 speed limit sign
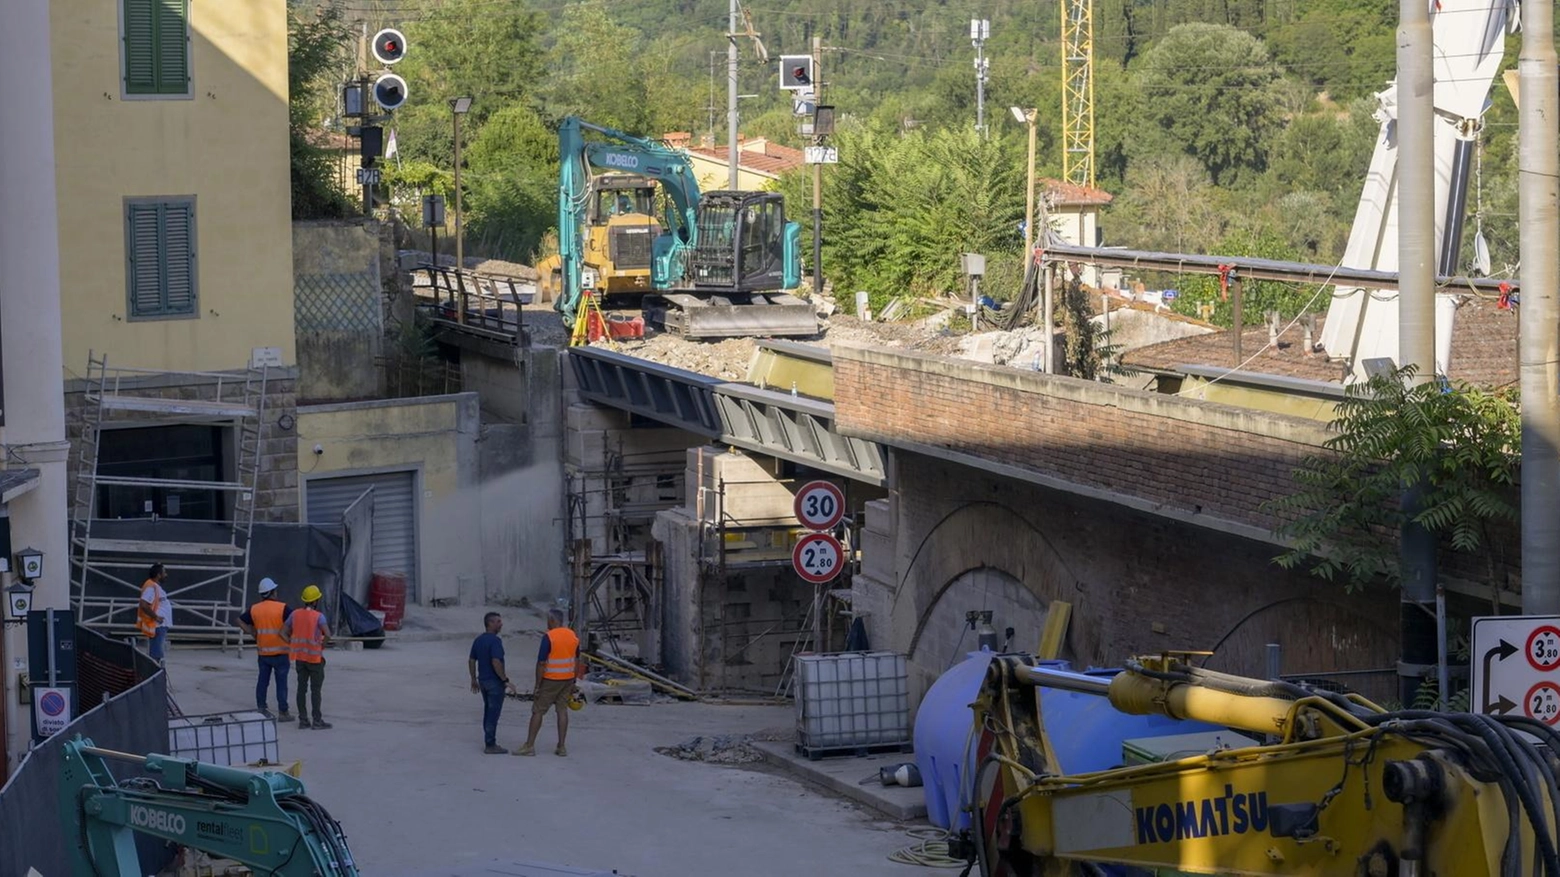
[792,532,843,584]
[794,480,845,531]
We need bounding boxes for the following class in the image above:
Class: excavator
[966,653,1560,876]
[59,735,358,875]
[547,116,817,340]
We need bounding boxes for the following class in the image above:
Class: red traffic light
[372,28,407,65]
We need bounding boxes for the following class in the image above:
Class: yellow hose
[887,827,966,869]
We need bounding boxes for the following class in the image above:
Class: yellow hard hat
[301,585,323,603]
[567,689,585,711]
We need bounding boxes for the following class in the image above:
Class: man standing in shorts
[514,608,579,757]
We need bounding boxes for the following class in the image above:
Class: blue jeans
[148,627,168,662]
[480,680,505,746]
[256,654,290,712]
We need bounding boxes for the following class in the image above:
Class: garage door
[305,471,418,600]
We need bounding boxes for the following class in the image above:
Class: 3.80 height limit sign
[792,480,844,584]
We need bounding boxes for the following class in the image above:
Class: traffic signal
[779,55,813,90]
[372,28,407,65]
[373,73,408,111]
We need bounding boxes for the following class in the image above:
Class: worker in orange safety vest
[137,563,172,665]
[283,585,333,730]
[514,608,582,757]
[237,577,293,720]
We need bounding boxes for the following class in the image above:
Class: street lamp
[450,97,473,274]
[1010,107,1038,256]
[5,582,32,623]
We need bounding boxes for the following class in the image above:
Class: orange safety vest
[543,627,580,680]
[250,600,288,657]
[137,581,162,638]
[290,608,326,664]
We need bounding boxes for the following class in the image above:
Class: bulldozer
[535,173,661,304]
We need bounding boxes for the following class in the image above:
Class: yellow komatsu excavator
[970,654,1560,876]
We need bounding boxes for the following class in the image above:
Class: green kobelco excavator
[549,116,817,340]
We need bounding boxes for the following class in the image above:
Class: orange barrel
[367,573,407,631]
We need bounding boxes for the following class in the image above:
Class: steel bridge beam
[568,347,885,485]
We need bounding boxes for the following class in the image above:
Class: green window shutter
[154,0,189,95]
[127,204,165,316]
[123,0,157,94]
[162,203,196,314]
[126,201,197,319]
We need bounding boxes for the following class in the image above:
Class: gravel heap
[655,734,767,765]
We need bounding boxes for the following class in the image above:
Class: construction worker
[469,611,518,754]
[137,563,172,665]
[514,608,580,757]
[284,585,332,729]
[237,578,292,720]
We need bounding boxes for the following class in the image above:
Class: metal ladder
[776,594,820,698]
[226,363,269,646]
[69,353,110,617]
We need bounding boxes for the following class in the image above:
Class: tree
[462,104,559,262]
[537,3,651,133]
[1131,23,1285,186]
[1264,366,1520,595]
[288,1,355,220]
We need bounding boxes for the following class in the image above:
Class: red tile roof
[1041,178,1114,207]
[685,144,803,177]
[1121,295,1518,388]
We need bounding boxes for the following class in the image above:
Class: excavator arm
[61,735,357,876]
[970,655,1560,876]
[554,116,701,326]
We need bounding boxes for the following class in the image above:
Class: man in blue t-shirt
[468,612,517,753]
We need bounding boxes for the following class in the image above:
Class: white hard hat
[258,577,279,594]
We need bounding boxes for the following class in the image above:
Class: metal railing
[414,265,533,343]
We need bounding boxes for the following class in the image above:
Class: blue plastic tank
[914,652,1224,832]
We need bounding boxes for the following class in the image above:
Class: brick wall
[64,369,300,524]
[832,344,1331,538]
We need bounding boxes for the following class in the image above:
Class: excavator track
[646,293,819,339]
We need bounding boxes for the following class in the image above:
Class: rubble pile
[656,734,767,765]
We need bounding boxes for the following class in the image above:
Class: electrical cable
[887,827,967,868]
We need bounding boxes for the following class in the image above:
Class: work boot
[484,744,508,755]
[513,743,535,756]
[555,745,568,757]
[277,710,293,722]
[311,718,333,730]
[298,716,311,730]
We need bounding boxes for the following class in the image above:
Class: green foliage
[537,3,652,133]
[1131,23,1285,186]
[288,1,355,220]
[1166,229,1322,326]
[462,104,558,262]
[1264,366,1521,592]
[1058,270,1118,381]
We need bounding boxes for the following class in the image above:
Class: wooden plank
[84,538,243,557]
[1037,600,1072,660]
[99,396,257,418]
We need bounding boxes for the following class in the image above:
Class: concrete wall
[51,0,295,373]
[1095,308,1215,354]
[860,451,1402,706]
[294,221,383,403]
[64,369,301,523]
[297,393,480,604]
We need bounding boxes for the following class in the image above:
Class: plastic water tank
[914,652,1225,831]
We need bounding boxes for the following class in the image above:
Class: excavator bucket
[647,292,819,339]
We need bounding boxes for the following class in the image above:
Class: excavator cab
[686,191,799,292]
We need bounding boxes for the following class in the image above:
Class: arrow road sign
[1472,615,1560,722]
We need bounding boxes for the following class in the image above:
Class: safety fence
[0,625,171,876]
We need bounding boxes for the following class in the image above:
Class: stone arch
[892,500,1100,696]
[1200,595,1401,699]
[909,566,1050,674]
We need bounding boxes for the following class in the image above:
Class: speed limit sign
[792,532,843,584]
[794,480,845,531]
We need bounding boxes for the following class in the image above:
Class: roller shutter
[305,471,418,600]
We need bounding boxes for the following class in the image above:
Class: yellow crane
[1061,0,1094,189]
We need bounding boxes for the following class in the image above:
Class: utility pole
[727,0,740,189]
[971,19,990,139]
[1520,0,1560,614]
[812,35,823,296]
[1395,0,1438,705]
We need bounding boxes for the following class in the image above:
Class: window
[123,0,190,96]
[125,198,198,320]
[97,425,229,521]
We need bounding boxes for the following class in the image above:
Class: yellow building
[663,133,804,193]
[51,0,296,374]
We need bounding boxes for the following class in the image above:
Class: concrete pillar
[0,0,70,772]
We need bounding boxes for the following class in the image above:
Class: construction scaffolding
[70,353,268,650]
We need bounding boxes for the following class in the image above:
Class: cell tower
[1061,0,1095,189]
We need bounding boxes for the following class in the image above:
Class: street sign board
[33,686,71,737]
[793,480,845,531]
[1471,615,1560,722]
[804,146,838,165]
[792,532,843,584]
[356,167,382,185]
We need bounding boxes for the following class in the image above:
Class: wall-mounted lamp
[6,581,33,623]
[15,547,43,582]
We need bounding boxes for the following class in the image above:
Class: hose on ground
[888,827,967,869]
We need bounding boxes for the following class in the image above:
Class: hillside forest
[290,0,1532,323]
